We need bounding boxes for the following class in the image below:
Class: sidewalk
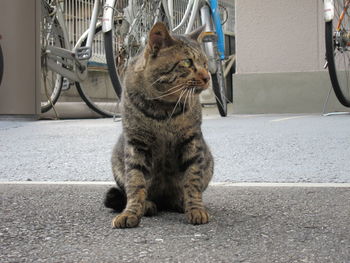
[1,183,349,263]
[1,114,350,262]
[1,114,350,182]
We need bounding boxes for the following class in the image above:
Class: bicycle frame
[324,0,350,29]
[324,0,335,22]
[209,0,225,60]
[45,0,109,82]
[336,0,350,32]
[324,0,350,46]
[168,0,225,60]
[102,0,225,60]
[101,0,230,115]
[199,0,226,73]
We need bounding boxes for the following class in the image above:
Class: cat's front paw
[112,212,140,228]
[186,208,209,225]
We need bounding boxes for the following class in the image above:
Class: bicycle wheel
[75,25,120,117]
[211,58,228,117]
[202,5,228,117]
[325,1,350,107]
[104,0,168,99]
[0,42,3,86]
[40,0,64,113]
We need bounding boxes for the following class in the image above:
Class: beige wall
[236,0,325,74]
[0,0,40,117]
[233,0,350,113]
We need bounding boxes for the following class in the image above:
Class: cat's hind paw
[144,200,158,217]
[186,208,209,225]
[112,212,140,228]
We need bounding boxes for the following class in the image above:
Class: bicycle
[0,40,3,87]
[41,0,120,117]
[103,0,235,117]
[324,0,350,107]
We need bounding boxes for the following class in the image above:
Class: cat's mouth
[186,80,209,94]
[187,86,206,94]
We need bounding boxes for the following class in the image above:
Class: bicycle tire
[75,25,120,117]
[205,5,228,117]
[104,30,122,99]
[0,42,3,86]
[104,0,169,99]
[325,20,350,107]
[211,59,228,117]
[40,1,64,113]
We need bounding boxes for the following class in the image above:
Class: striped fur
[106,23,214,228]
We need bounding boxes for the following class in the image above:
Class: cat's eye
[182,59,193,67]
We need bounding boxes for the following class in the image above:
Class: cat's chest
[150,139,178,175]
[147,121,182,142]
[153,137,177,157]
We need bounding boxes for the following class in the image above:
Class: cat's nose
[198,70,210,84]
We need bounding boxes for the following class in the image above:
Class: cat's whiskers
[167,89,187,121]
[148,84,186,100]
[182,89,191,117]
[190,88,195,109]
[146,76,164,89]
[146,76,183,92]
[149,77,161,87]
[187,88,193,110]
[160,82,187,94]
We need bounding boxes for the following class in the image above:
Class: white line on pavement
[270,115,310,122]
[210,182,350,187]
[0,181,349,187]
[0,181,115,185]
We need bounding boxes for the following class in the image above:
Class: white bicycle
[41,0,121,117]
[41,0,234,117]
[103,0,235,116]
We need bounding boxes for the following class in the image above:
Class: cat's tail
[104,187,127,212]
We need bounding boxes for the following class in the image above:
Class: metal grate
[171,0,235,35]
[219,0,235,35]
[62,0,106,65]
[59,0,234,64]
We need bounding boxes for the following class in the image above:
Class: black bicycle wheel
[40,0,64,113]
[211,58,228,117]
[104,30,122,99]
[104,0,169,99]
[204,5,228,117]
[75,26,120,117]
[325,4,350,107]
[0,42,3,86]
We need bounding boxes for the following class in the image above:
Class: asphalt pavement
[1,183,349,263]
[1,113,350,262]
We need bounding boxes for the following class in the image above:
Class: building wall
[233,0,350,113]
[0,0,40,117]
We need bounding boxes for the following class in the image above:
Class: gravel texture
[1,184,349,263]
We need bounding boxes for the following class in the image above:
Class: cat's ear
[148,22,175,57]
[188,25,206,41]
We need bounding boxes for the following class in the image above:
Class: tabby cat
[104,22,214,228]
